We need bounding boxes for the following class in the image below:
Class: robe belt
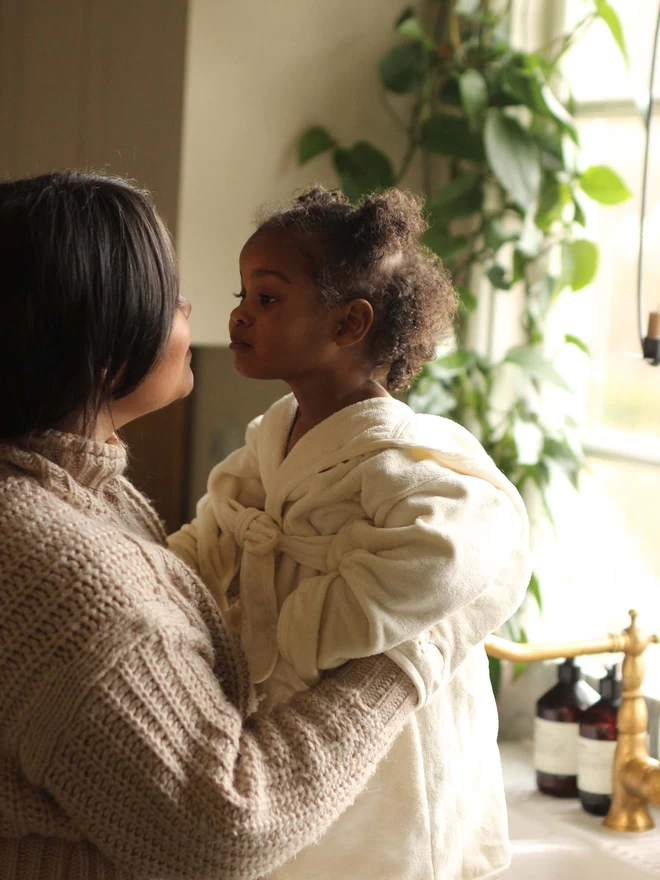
[215,498,334,683]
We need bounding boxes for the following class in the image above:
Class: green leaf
[487,264,511,290]
[543,437,583,488]
[504,344,571,391]
[484,109,541,210]
[539,84,578,143]
[396,15,427,42]
[422,225,469,263]
[458,287,478,314]
[500,59,545,112]
[430,349,474,378]
[438,76,462,105]
[489,656,502,699]
[421,115,485,161]
[395,5,414,24]
[596,0,629,66]
[527,572,543,612]
[565,333,590,354]
[484,218,517,252]
[379,42,427,94]
[579,165,631,205]
[512,249,526,283]
[298,126,336,165]
[333,142,395,201]
[573,195,587,226]
[535,175,571,230]
[459,69,488,130]
[531,117,566,172]
[426,174,483,224]
[566,239,599,290]
[408,376,457,415]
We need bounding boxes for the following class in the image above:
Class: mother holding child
[0,170,530,880]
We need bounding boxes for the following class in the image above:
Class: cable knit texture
[0,431,415,880]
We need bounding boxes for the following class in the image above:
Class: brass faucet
[485,611,660,832]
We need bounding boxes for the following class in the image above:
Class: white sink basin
[501,742,660,878]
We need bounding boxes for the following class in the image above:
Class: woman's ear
[335,299,374,348]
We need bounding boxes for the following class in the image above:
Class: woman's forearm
[40,626,415,880]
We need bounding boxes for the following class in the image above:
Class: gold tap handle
[624,609,659,656]
[484,610,657,664]
[484,633,627,662]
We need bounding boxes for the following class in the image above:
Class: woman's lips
[229,341,251,351]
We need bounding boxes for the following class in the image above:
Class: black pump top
[600,665,621,702]
[557,657,582,685]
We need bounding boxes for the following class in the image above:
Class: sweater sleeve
[167,419,265,610]
[277,448,530,686]
[20,577,415,880]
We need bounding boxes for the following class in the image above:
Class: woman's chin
[174,365,195,399]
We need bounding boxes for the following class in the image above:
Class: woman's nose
[177,295,192,319]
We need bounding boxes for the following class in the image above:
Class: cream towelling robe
[169,393,531,880]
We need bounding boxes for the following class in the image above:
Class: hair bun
[354,190,426,249]
[295,186,348,209]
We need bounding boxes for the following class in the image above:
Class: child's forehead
[239,227,324,278]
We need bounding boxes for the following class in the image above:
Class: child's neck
[286,375,389,454]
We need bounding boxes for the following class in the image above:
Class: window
[520,1,660,687]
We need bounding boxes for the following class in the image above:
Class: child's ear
[335,299,374,348]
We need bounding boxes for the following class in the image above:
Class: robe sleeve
[277,448,530,691]
[167,418,265,611]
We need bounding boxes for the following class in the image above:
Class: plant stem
[396,94,425,183]
[380,91,410,135]
[397,132,418,183]
[542,13,597,72]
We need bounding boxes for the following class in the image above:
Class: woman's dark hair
[0,170,178,440]
[257,185,457,392]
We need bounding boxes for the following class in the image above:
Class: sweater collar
[0,430,128,491]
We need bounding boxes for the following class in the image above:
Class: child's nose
[230,300,252,327]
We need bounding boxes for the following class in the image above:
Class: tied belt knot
[233,506,280,557]
[215,498,334,684]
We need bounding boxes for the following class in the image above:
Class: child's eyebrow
[251,268,292,284]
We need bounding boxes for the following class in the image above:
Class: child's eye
[260,295,278,306]
[233,292,245,301]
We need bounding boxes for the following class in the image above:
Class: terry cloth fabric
[169,394,532,880]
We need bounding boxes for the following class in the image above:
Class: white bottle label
[534,717,580,775]
[577,737,617,795]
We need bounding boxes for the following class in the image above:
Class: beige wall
[0,0,188,234]
[0,0,191,531]
[178,0,420,345]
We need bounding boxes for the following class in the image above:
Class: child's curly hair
[257,186,457,392]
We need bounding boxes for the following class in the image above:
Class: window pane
[561,114,660,438]
[563,0,660,103]
[537,455,660,695]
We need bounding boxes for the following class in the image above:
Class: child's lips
[229,339,251,351]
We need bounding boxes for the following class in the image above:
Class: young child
[169,187,531,880]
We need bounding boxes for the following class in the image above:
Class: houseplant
[297,0,631,692]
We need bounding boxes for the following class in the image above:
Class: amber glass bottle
[534,658,599,797]
[578,666,621,816]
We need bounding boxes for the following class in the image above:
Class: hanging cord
[637,1,660,349]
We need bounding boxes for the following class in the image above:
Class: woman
[0,171,433,879]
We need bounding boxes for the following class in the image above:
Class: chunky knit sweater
[0,431,416,880]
